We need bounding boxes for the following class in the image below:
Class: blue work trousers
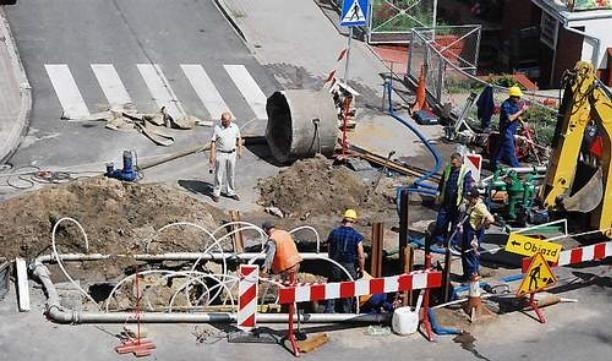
[461,222,484,280]
[491,133,520,171]
[433,204,460,246]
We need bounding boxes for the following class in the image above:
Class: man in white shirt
[209,112,242,202]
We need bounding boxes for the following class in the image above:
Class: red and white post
[237,265,259,331]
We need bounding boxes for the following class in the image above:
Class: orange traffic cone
[411,66,429,114]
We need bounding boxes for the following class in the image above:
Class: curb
[0,8,32,165]
[211,0,252,51]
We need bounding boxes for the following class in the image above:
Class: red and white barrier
[278,270,442,304]
[521,240,612,273]
[464,153,482,182]
[237,265,259,331]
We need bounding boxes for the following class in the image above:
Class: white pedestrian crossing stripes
[137,64,186,120]
[44,63,268,122]
[181,64,232,119]
[91,64,133,107]
[45,64,90,119]
[224,64,268,120]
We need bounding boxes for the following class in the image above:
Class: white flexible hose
[289,225,322,253]
[51,217,98,308]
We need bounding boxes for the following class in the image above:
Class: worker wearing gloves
[490,86,529,171]
[461,188,495,281]
[324,209,366,313]
[433,153,474,248]
[209,112,242,203]
[260,222,302,282]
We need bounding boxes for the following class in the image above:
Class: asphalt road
[4,0,277,171]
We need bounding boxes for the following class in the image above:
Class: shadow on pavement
[178,179,213,197]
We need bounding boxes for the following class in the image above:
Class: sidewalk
[0,8,30,164]
[215,0,446,162]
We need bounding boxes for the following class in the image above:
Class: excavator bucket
[561,168,604,213]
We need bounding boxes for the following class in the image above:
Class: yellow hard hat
[508,86,523,97]
[343,209,357,220]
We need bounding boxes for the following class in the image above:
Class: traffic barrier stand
[278,268,443,347]
[517,253,557,323]
[115,268,156,357]
[228,265,277,344]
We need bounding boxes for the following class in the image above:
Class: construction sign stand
[115,268,156,357]
[516,253,557,323]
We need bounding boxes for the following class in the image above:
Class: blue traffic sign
[340,0,369,27]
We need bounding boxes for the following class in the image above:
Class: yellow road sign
[517,253,557,297]
[505,233,562,262]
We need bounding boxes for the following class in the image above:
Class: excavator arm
[540,61,612,235]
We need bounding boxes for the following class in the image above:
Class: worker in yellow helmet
[324,209,366,313]
[490,86,529,171]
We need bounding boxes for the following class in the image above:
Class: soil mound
[0,177,225,262]
[257,155,388,219]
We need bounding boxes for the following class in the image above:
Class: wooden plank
[229,210,245,253]
[16,258,30,312]
[348,145,441,181]
[297,333,329,353]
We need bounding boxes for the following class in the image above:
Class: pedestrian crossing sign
[516,253,557,297]
[340,0,369,27]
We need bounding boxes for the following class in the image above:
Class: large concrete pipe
[265,89,337,163]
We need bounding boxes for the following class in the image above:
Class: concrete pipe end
[265,89,337,164]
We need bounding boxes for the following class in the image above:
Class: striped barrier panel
[278,270,442,304]
[521,240,612,273]
[237,265,259,331]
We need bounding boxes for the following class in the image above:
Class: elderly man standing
[209,112,242,202]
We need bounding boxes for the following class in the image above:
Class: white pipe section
[36,252,332,263]
[32,260,387,324]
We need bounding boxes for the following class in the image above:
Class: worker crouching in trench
[260,221,302,283]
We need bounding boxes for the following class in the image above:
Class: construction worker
[324,209,366,313]
[461,187,495,281]
[209,112,242,202]
[358,271,398,314]
[260,221,302,282]
[490,86,529,171]
[433,153,474,247]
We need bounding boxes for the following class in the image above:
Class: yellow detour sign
[505,233,562,262]
[517,253,557,297]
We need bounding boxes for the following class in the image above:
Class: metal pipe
[36,252,329,264]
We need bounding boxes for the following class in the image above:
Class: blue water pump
[104,150,139,182]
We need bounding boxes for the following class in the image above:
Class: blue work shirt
[327,226,364,263]
[499,99,520,138]
[443,167,461,206]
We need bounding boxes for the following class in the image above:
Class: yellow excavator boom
[540,61,612,234]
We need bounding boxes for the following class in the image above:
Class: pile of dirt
[0,177,226,265]
[257,155,390,220]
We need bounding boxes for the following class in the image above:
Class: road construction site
[1,0,611,360]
